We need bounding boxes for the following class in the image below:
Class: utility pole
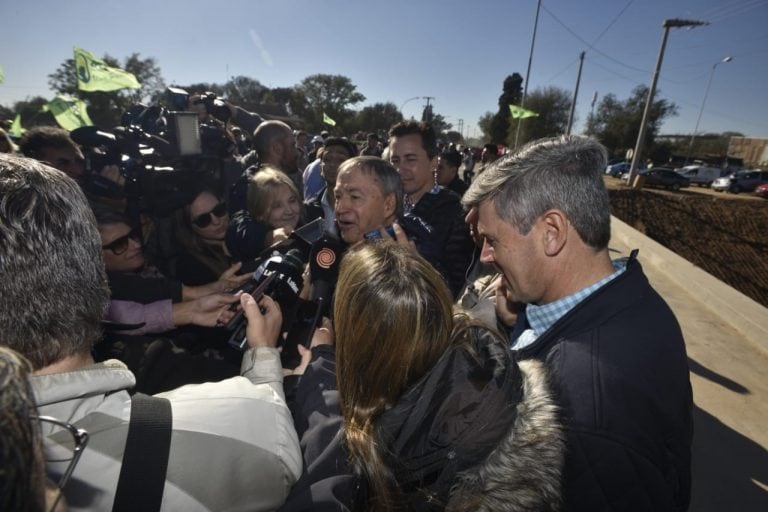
[514,0,542,149]
[627,18,708,188]
[421,97,435,123]
[458,118,464,139]
[567,51,586,136]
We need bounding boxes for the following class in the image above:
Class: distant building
[728,137,768,167]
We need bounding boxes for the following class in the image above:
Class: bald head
[252,121,297,172]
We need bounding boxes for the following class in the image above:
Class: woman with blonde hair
[271,242,564,511]
[247,166,304,241]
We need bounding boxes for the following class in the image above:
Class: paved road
[609,225,768,511]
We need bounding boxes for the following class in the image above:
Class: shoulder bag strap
[112,393,173,512]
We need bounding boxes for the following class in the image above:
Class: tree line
[0,52,741,160]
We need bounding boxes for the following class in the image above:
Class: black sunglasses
[192,202,227,228]
[102,227,142,255]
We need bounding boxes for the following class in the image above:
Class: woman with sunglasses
[174,187,236,286]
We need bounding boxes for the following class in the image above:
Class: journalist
[0,154,301,512]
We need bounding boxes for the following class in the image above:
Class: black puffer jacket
[516,254,693,511]
[280,334,564,511]
[410,189,474,298]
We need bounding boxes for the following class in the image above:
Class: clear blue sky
[1,0,767,138]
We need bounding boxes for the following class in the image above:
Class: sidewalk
[610,217,768,511]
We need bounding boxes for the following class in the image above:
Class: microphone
[308,234,344,315]
[226,248,307,350]
[236,217,326,276]
[300,235,344,350]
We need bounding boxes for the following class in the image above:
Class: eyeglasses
[192,202,227,228]
[101,227,142,255]
[33,415,90,512]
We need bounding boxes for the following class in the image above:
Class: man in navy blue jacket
[463,135,693,511]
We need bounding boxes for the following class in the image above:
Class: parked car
[639,168,690,191]
[675,165,723,187]
[606,162,630,177]
[712,169,768,193]
[754,182,768,199]
[606,161,646,178]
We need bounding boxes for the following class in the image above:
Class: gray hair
[462,135,610,249]
[338,156,405,218]
[0,154,110,369]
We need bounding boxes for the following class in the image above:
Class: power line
[591,0,635,46]
[698,0,767,23]
[540,2,652,75]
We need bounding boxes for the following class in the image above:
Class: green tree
[445,131,463,144]
[489,73,523,145]
[294,74,365,133]
[221,76,266,112]
[585,85,677,157]
[7,97,57,129]
[512,86,571,146]
[48,53,165,128]
[350,102,403,134]
[477,111,494,144]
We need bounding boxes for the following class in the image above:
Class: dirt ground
[605,177,768,308]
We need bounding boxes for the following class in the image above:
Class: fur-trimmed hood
[375,332,564,511]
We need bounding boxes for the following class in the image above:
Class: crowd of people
[0,98,693,512]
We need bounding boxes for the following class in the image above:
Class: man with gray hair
[463,135,693,511]
[0,154,301,511]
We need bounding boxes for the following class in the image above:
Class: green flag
[322,112,336,126]
[9,113,24,137]
[509,104,539,119]
[42,95,93,131]
[0,65,4,84]
[74,47,141,92]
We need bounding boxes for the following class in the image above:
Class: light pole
[566,51,586,136]
[684,56,733,165]
[514,0,542,149]
[627,18,709,188]
[400,96,421,118]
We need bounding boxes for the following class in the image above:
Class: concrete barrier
[611,215,768,354]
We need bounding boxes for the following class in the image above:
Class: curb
[611,215,768,354]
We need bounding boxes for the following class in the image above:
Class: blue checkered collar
[525,258,628,337]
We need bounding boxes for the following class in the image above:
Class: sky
[1,0,767,139]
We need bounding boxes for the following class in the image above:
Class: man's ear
[539,209,568,257]
[383,192,396,218]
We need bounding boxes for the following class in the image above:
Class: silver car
[712,169,768,193]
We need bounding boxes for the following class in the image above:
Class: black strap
[112,393,173,512]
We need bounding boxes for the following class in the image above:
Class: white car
[675,165,723,187]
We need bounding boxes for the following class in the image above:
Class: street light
[684,56,733,165]
[627,18,709,188]
[400,96,421,118]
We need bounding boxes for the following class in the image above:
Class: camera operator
[19,126,123,189]
[0,154,301,511]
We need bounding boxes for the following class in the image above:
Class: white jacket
[32,347,302,512]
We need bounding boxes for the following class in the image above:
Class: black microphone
[236,217,326,276]
[299,235,344,350]
[308,234,344,315]
[226,249,307,350]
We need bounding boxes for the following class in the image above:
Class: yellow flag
[322,112,336,126]
[74,47,141,92]
[42,95,94,131]
[509,104,539,119]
